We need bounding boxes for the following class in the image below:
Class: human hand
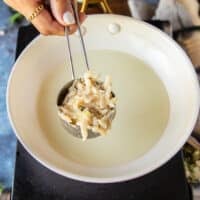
[3,0,86,35]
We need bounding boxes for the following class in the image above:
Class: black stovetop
[11,24,192,200]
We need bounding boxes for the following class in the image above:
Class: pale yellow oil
[37,50,170,168]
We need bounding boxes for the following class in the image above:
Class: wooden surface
[78,0,131,16]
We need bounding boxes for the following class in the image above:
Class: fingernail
[63,11,75,25]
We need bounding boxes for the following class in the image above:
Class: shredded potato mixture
[58,71,117,140]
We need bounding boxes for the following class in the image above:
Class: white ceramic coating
[7,14,200,183]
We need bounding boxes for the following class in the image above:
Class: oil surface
[37,50,170,167]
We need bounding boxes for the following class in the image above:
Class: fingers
[50,0,87,34]
[66,12,86,34]
[50,0,75,26]
[3,0,87,36]
[31,7,64,36]
[4,0,64,35]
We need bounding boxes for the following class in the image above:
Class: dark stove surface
[12,24,192,200]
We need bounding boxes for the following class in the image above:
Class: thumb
[50,0,75,26]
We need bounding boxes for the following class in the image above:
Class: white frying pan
[7,15,200,183]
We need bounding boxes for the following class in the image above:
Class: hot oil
[37,50,170,167]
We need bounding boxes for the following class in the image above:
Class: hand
[3,0,86,35]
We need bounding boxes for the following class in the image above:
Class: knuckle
[40,29,51,36]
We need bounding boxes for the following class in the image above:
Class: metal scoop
[57,2,101,139]
[57,2,116,140]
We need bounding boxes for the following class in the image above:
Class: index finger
[30,6,65,36]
